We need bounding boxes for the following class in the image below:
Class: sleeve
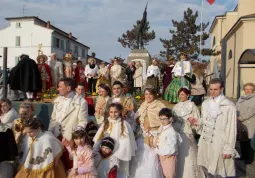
[48,104,57,132]
[238,99,255,121]
[77,98,88,129]
[146,66,152,77]
[190,104,201,131]
[154,134,178,156]
[222,105,237,156]
[85,65,89,77]
[1,109,18,128]
[77,149,95,174]
[184,74,196,83]
[58,63,64,79]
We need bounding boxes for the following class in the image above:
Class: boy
[154,108,182,178]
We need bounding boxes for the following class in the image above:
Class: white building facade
[0,16,90,68]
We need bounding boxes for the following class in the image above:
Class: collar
[211,94,223,103]
[64,91,75,99]
[162,124,171,130]
[108,117,121,124]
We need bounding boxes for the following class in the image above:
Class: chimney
[46,21,50,28]
[69,32,72,38]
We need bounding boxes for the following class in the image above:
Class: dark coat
[0,128,18,162]
[126,66,136,87]
[10,55,42,92]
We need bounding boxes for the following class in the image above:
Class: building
[0,16,90,68]
[208,0,255,98]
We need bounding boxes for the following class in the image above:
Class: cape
[10,56,42,92]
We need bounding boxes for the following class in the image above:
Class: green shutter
[15,36,20,46]
[15,57,19,65]
[61,40,64,50]
[52,36,57,47]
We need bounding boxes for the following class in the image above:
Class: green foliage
[118,21,156,49]
[160,8,210,59]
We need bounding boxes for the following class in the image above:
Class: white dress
[173,100,205,178]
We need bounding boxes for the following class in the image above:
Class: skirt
[146,77,159,92]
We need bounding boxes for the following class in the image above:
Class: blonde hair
[243,83,255,91]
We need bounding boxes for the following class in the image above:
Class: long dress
[164,60,191,103]
[133,67,143,88]
[15,130,66,178]
[93,118,136,178]
[146,65,160,92]
[130,100,165,178]
[163,65,174,94]
[172,100,205,178]
[37,63,52,92]
[95,96,110,125]
[96,67,110,93]
[74,66,87,89]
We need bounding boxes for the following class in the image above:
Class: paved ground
[160,99,255,178]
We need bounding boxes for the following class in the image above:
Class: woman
[74,60,87,90]
[0,98,18,128]
[184,62,206,106]
[130,86,165,178]
[164,52,191,103]
[133,62,143,89]
[95,84,111,125]
[85,58,99,94]
[110,58,126,86]
[146,59,160,93]
[96,62,110,93]
[236,82,255,164]
[15,117,66,178]
[172,88,204,178]
[163,57,175,94]
[37,54,52,93]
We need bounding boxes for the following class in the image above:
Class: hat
[63,53,72,61]
[49,53,56,57]
[100,137,115,151]
[36,54,48,63]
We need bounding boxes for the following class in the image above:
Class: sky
[0,0,238,61]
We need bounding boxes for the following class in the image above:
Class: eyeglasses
[159,117,170,121]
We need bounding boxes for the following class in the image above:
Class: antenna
[22,5,27,16]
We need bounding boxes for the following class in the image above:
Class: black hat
[101,137,115,151]
[0,55,2,58]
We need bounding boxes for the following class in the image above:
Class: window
[74,46,78,57]
[212,36,216,47]
[60,40,64,50]
[15,57,19,65]
[15,36,20,46]
[52,36,65,50]
[82,49,85,58]
[228,50,233,59]
[16,22,21,28]
[66,40,70,52]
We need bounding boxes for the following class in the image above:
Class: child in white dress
[154,108,182,178]
[93,103,136,178]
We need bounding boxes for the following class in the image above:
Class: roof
[5,16,90,49]
[223,14,255,40]
[209,15,225,33]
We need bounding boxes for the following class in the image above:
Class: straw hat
[63,53,72,62]
[36,54,48,63]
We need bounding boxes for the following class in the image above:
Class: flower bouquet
[42,87,58,103]
[133,88,145,105]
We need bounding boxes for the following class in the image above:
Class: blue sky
[0,0,238,61]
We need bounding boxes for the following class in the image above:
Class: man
[189,78,237,177]
[126,61,136,94]
[48,78,88,169]
[85,58,98,94]
[49,53,63,87]
[105,81,137,130]
[75,82,94,106]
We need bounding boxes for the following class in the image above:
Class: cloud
[0,0,237,61]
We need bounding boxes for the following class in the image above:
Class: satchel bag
[237,120,249,141]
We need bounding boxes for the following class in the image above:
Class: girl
[146,58,160,93]
[64,127,97,178]
[154,108,182,178]
[94,137,119,178]
[93,103,136,178]
[0,98,18,128]
[13,100,34,144]
[15,117,66,178]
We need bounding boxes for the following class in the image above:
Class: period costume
[10,55,42,98]
[173,100,205,178]
[95,96,110,125]
[49,54,64,87]
[130,100,165,178]
[0,108,18,128]
[146,64,160,92]
[0,124,18,178]
[66,145,97,178]
[74,64,87,88]
[133,64,143,89]
[15,130,66,178]
[96,63,110,93]
[63,53,73,78]
[198,95,237,177]
[154,124,182,178]
[93,118,136,178]
[110,60,126,86]
[163,64,174,94]
[85,59,99,94]
[37,54,52,92]
[164,60,191,103]
[126,65,136,93]
[236,93,255,164]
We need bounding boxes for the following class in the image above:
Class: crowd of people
[0,52,254,178]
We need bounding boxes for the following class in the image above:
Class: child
[94,137,118,178]
[76,83,94,106]
[64,127,97,178]
[13,100,34,144]
[153,108,182,178]
[93,103,136,178]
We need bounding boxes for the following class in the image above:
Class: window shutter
[52,36,57,47]
[61,40,64,50]
[15,36,20,46]
[15,57,19,65]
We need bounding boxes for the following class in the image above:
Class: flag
[207,0,215,5]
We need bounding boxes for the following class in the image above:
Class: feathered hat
[63,53,72,62]
[36,52,48,63]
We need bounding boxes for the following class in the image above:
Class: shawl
[1,108,19,128]
[19,131,63,172]
[136,100,165,129]
[93,118,136,161]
